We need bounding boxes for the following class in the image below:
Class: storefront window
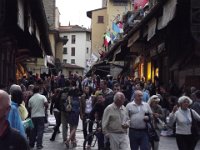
[147,62,151,80]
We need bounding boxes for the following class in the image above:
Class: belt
[129,128,147,131]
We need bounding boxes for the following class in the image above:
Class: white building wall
[60,31,91,73]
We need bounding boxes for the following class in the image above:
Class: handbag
[66,96,72,112]
[146,115,159,142]
[22,118,34,129]
[190,109,200,136]
[156,118,167,130]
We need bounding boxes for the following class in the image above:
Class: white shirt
[169,108,200,135]
[28,93,47,118]
[85,97,93,114]
[126,101,152,129]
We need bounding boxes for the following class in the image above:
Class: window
[71,35,76,44]
[71,47,75,56]
[71,59,75,64]
[63,59,67,64]
[86,48,89,54]
[98,16,104,23]
[86,33,91,41]
[63,48,67,54]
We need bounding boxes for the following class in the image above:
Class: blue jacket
[7,101,26,137]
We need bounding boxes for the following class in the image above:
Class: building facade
[87,0,131,60]
[0,0,52,87]
[59,25,91,74]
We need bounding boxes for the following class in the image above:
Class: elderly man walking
[0,90,29,150]
[102,92,130,150]
[126,90,152,150]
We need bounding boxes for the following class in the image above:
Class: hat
[148,95,160,105]
[178,96,192,105]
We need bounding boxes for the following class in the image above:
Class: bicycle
[83,119,102,150]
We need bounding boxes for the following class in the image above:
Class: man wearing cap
[0,90,29,150]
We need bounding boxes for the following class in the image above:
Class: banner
[133,0,149,10]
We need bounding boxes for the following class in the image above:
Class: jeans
[51,111,61,140]
[82,114,93,145]
[61,111,68,141]
[96,131,104,150]
[29,117,45,147]
[129,129,150,150]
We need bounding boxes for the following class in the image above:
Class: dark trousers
[51,111,61,140]
[82,114,93,145]
[129,129,150,150]
[176,134,197,150]
[96,131,104,150]
[29,117,45,147]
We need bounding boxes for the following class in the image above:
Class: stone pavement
[31,115,200,150]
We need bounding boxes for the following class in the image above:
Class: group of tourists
[0,73,200,150]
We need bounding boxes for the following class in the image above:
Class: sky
[56,0,102,28]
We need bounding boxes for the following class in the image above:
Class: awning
[86,61,110,77]
[147,18,157,41]
[128,30,140,47]
[157,0,177,30]
[47,55,55,66]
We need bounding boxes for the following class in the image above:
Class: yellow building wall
[91,8,107,55]
[49,34,55,56]
[107,0,131,31]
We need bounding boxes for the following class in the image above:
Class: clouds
[56,0,102,28]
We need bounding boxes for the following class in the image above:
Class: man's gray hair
[0,90,10,106]
[114,92,125,102]
[9,84,22,95]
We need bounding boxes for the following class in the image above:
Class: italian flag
[104,32,111,47]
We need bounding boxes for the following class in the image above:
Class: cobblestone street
[32,115,200,150]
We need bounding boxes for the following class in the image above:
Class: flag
[134,0,149,10]
[112,22,120,33]
[104,32,111,47]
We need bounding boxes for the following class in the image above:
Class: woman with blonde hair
[168,96,200,150]
[148,95,164,150]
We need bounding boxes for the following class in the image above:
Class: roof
[87,7,107,18]
[62,63,84,69]
[59,25,91,33]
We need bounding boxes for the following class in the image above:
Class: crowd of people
[0,73,200,150]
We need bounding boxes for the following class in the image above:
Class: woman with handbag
[148,95,165,150]
[80,86,95,149]
[168,96,200,150]
[65,81,81,148]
